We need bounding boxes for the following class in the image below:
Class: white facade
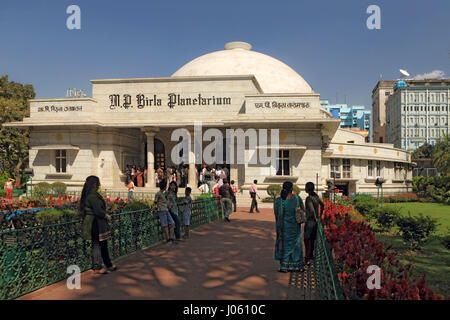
[5,42,413,197]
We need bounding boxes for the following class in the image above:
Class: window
[330,158,341,179]
[342,159,351,178]
[394,162,404,180]
[368,160,373,177]
[55,150,67,173]
[376,161,382,177]
[276,150,290,176]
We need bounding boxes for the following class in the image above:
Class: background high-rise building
[385,79,450,151]
[372,80,395,143]
[321,100,371,141]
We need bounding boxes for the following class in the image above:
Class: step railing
[0,197,223,300]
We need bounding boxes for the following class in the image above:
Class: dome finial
[224,41,252,50]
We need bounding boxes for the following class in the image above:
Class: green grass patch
[385,202,450,236]
[375,233,450,297]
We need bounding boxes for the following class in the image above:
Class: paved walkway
[19,208,317,300]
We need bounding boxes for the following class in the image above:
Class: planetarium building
[6,42,412,196]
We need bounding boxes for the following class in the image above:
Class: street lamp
[375,177,385,206]
[24,168,34,198]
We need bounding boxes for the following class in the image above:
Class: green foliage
[293,184,301,195]
[432,132,450,175]
[371,206,401,232]
[33,182,52,198]
[51,182,67,196]
[35,209,77,224]
[413,176,450,204]
[267,184,282,199]
[441,235,450,250]
[196,194,214,200]
[351,195,378,217]
[411,143,433,160]
[122,200,151,212]
[0,75,35,178]
[262,197,274,203]
[396,213,438,250]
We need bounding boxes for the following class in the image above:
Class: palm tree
[432,131,450,176]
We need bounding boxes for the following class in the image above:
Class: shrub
[293,184,301,195]
[413,176,450,204]
[396,213,438,250]
[34,182,52,198]
[267,184,282,199]
[371,206,401,232]
[122,200,151,212]
[35,208,77,224]
[441,235,450,250]
[51,182,67,196]
[351,195,378,217]
[262,197,274,203]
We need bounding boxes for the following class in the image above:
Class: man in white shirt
[249,179,260,213]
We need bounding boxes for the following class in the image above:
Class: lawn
[374,202,450,297]
[385,202,450,236]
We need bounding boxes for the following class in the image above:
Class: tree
[432,132,450,176]
[411,143,433,159]
[0,75,35,185]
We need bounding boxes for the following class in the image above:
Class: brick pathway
[19,208,317,300]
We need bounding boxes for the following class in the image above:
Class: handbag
[295,195,306,224]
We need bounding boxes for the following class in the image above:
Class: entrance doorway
[154,138,165,170]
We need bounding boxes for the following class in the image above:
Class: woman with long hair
[80,176,117,274]
[274,181,306,272]
[304,182,324,264]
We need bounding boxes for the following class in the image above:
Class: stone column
[188,129,198,188]
[144,131,156,188]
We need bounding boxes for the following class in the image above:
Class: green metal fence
[313,220,345,300]
[0,197,223,300]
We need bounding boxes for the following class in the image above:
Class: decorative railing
[0,197,223,300]
[313,220,345,300]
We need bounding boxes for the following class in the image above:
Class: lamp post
[24,168,34,198]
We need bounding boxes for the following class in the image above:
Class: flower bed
[322,199,446,300]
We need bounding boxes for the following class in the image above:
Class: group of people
[79,175,194,274]
[80,173,322,275]
[274,181,324,272]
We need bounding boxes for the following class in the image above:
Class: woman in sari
[274,181,306,272]
[136,168,144,187]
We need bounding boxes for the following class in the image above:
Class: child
[152,180,176,244]
[182,187,192,239]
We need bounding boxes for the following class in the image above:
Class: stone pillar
[144,131,156,188]
[188,129,198,188]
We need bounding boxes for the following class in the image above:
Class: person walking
[4,178,15,201]
[304,182,324,264]
[80,176,117,274]
[165,181,183,242]
[274,181,306,272]
[230,180,238,212]
[249,180,260,213]
[182,187,192,239]
[219,179,234,222]
[152,180,176,244]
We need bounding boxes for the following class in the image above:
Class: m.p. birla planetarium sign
[109,93,232,109]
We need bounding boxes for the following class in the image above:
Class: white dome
[171,42,313,94]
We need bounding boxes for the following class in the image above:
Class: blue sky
[1,0,449,111]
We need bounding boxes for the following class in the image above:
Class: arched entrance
[154,138,165,170]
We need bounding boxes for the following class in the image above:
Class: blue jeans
[128,191,133,200]
[169,211,181,240]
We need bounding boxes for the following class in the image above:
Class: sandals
[93,268,110,274]
[107,265,118,272]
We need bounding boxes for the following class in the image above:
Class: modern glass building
[320,101,371,140]
[385,79,450,151]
